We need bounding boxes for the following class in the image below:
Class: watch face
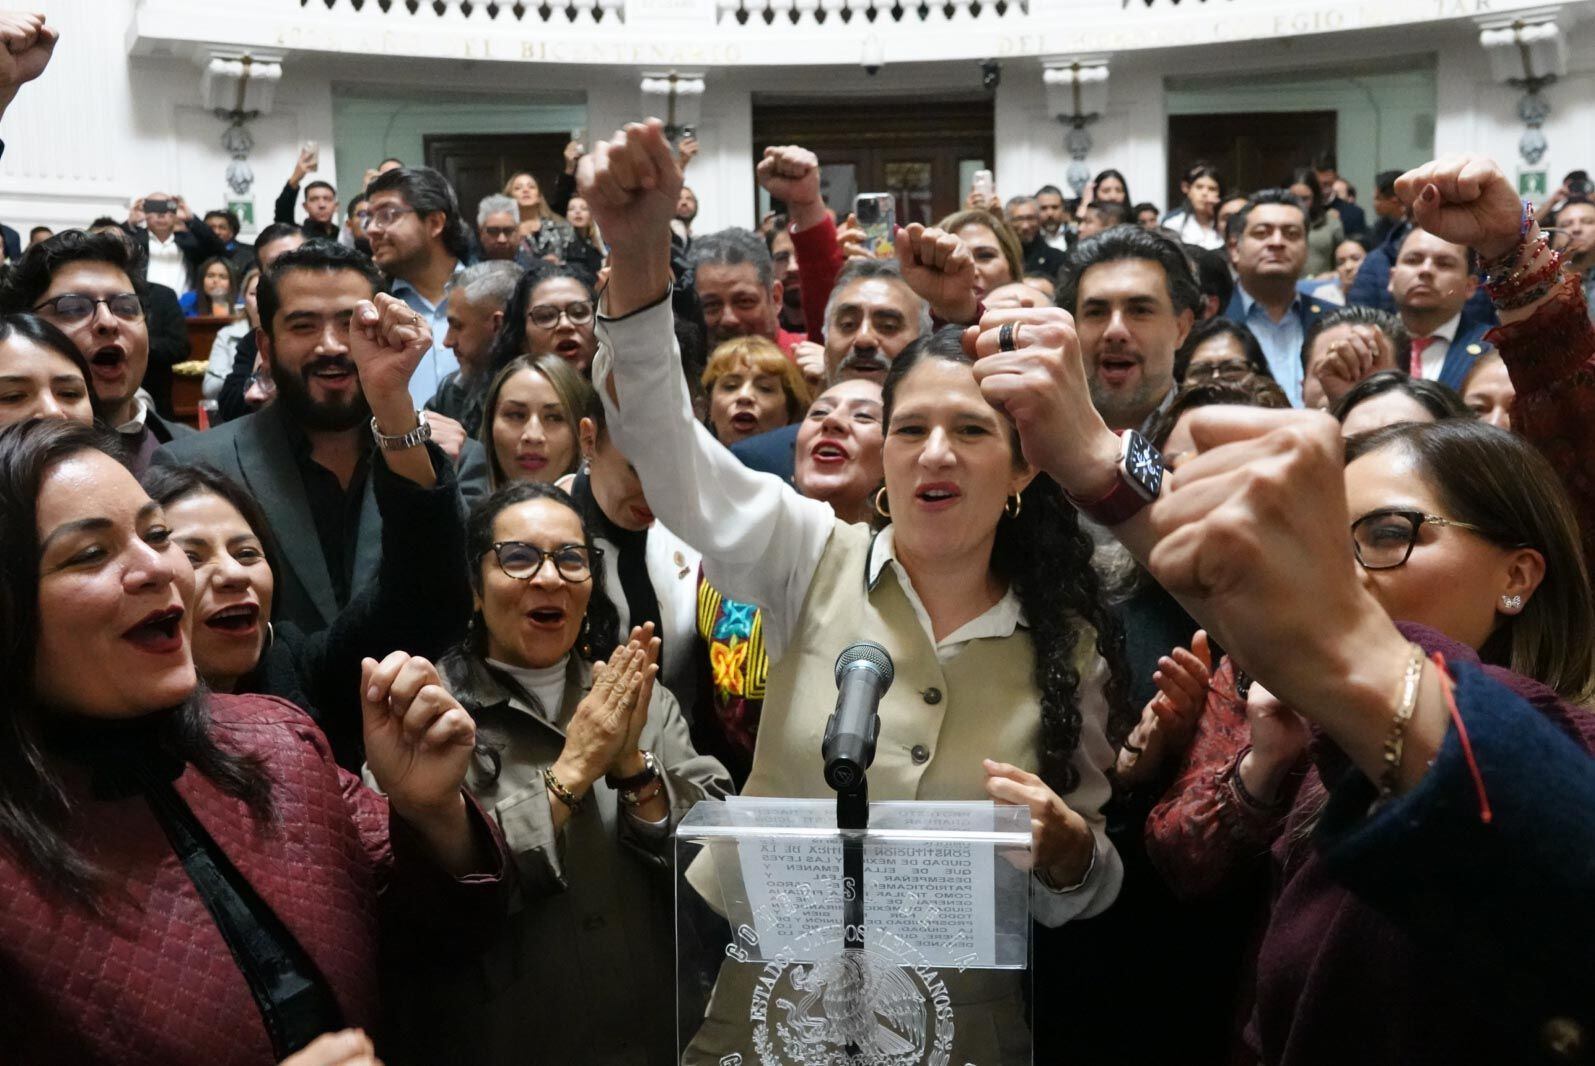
[1124,431,1164,499]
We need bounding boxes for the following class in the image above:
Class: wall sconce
[641,71,706,143]
[1478,15,1567,176]
[197,50,284,202]
[1043,58,1109,196]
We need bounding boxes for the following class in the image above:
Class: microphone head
[834,641,894,689]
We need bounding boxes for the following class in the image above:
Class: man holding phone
[275,142,340,240]
[129,191,229,294]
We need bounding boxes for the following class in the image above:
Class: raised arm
[757,145,844,343]
[579,119,835,657]
[1395,155,1595,570]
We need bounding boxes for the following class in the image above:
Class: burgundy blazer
[0,693,510,1066]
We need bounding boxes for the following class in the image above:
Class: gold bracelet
[1378,644,1427,799]
[543,766,586,814]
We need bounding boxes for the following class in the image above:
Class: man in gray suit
[156,241,489,634]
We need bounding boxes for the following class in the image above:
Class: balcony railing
[298,0,624,23]
[715,0,1027,26]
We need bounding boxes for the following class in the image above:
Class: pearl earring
[1501,594,1523,611]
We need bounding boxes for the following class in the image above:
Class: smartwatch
[1066,430,1164,526]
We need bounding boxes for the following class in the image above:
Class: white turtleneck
[485,654,569,724]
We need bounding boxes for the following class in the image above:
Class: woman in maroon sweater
[0,418,517,1066]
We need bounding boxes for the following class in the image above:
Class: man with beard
[1387,226,1492,389]
[731,258,930,481]
[1223,188,1325,405]
[1,229,193,472]
[1056,225,1199,433]
[155,241,487,633]
[1035,184,1071,251]
[362,166,470,408]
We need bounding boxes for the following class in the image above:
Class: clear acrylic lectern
[674,797,1034,1065]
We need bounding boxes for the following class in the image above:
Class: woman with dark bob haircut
[1172,316,1273,384]
[380,479,728,1066]
[1331,367,1474,436]
[0,311,106,427]
[0,418,509,1066]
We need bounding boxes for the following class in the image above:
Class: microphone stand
[835,773,868,1059]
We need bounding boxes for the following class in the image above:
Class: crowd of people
[1,9,1594,1066]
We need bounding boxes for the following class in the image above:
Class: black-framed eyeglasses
[1350,508,1492,570]
[486,541,600,582]
[355,206,416,231]
[527,301,595,330]
[33,292,144,322]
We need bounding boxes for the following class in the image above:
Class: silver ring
[998,322,1017,352]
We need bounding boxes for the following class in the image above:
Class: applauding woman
[0,418,508,1066]
[381,480,728,1066]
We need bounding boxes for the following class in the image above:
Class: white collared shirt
[145,231,188,294]
[115,391,151,435]
[1412,312,1462,381]
[867,526,1027,663]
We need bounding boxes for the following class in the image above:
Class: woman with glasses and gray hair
[380,479,729,1066]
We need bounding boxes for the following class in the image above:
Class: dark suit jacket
[135,217,230,291]
[729,422,799,485]
[1429,315,1494,392]
[142,281,190,418]
[1328,197,1367,238]
[153,402,490,634]
[1022,238,1069,283]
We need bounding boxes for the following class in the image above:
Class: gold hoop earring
[874,486,892,518]
[1005,493,1023,518]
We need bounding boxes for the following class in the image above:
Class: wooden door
[424,132,571,218]
[1166,111,1338,207]
[752,98,994,226]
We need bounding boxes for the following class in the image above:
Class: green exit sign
[1519,170,1549,198]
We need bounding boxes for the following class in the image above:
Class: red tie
[1409,335,1440,376]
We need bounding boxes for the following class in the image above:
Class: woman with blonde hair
[935,208,1024,305]
[506,170,576,263]
[479,353,593,489]
[699,335,810,446]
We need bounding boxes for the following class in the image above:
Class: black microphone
[822,642,894,791]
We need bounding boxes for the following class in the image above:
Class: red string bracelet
[1431,653,1493,825]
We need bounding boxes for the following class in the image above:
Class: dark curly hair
[486,261,597,374]
[0,420,272,908]
[880,328,1133,792]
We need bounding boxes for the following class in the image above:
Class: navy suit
[729,423,799,485]
[1415,314,1494,392]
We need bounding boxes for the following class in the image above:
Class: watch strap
[1066,431,1160,526]
[370,411,432,451]
[605,750,660,791]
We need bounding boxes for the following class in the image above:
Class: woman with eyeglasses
[1172,316,1273,385]
[1141,417,1594,1061]
[380,480,729,1066]
[0,312,103,427]
[488,263,599,376]
[479,353,591,490]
